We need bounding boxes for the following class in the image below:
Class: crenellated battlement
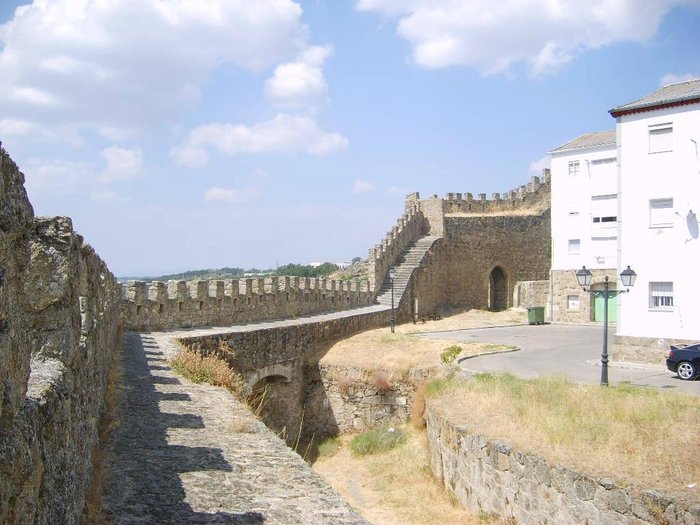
[366,200,427,292]
[441,171,550,215]
[121,276,373,331]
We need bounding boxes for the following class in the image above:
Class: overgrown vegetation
[440,345,463,363]
[170,348,243,395]
[430,372,700,494]
[275,262,339,277]
[317,437,341,458]
[314,425,494,524]
[349,426,407,456]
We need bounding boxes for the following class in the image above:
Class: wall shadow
[102,333,265,524]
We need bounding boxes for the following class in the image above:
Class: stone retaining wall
[425,403,700,524]
[304,364,439,435]
[0,149,121,524]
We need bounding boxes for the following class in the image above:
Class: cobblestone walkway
[102,328,371,524]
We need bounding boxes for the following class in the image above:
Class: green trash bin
[527,306,545,325]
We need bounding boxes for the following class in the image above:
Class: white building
[549,131,619,323]
[611,79,700,350]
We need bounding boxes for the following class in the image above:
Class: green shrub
[317,437,341,458]
[349,426,406,456]
[440,345,463,363]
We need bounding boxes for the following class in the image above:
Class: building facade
[549,131,619,322]
[611,79,700,350]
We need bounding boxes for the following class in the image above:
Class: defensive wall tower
[368,171,551,321]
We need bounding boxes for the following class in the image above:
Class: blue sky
[1,1,698,277]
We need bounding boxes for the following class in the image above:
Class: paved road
[417,324,699,396]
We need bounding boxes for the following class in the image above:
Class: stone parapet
[367,198,428,293]
[426,402,700,524]
[0,148,121,525]
[120,276,373,331]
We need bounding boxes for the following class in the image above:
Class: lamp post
[575,265,637,386]
[389,268,396,333]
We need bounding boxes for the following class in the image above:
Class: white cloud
[23,158,94,194]
[204,186,260,204]
[264,45,332,109]
[172,114,348,167]
[0,0,308,141]
[660,72,699,85]
[528,155,551,175]
[353,179,376,194]
[356,0,696,74]
[100,146,143,182]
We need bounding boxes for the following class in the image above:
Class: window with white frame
[649,282,673,310]
[649,198,673,228]
[649,124,673,153]
[567,295,580,310]
[568,239,580,255]
[568,161,580,176]
[591,194,617,223]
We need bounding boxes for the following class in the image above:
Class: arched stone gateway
[489,266,508,311]
[246,372,300,444]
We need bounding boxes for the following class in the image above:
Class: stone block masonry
[0,148,122,524]
[121,275,374,331]
[425,403,700,524]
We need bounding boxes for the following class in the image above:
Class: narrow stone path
[101,330,369,524]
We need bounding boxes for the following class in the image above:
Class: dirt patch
[313,427,487,525]
[321,308,526,371]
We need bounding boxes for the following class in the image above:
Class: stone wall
[551,268,617,323]
[0,149,121,524]
[304,364,439,435]
[121,276,373,331]
[441,211,551,310]
[425,403,700,524]
[366,198,427,293]
[513,280,549,309]
[177,307,391,446]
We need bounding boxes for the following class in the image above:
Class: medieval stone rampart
[121,275,373,331]
[0,149,121,524]
[366,198,427,293]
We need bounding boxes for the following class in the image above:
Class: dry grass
[313,425,506,525]
[170,348,244,395]
[321,308,525,371]
[430,373,700,496]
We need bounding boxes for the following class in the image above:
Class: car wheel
[677,361,696,380]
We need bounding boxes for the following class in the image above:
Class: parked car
[666,343,700,380]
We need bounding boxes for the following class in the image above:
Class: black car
[666,343,700,380]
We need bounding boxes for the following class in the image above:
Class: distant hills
[118,262,352,283]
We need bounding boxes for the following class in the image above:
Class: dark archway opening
[247,374,297,443]
[489,266,508,311]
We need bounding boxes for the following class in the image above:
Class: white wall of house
[551,142,618,272]
[616,104,700,340]
[550,139,618,322]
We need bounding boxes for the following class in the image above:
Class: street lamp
[575,265,637,386]
[389,268,396,333]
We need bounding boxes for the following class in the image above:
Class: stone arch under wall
[244,362,301,445]
[488,265,509,311]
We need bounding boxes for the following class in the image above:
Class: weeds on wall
[170,346,244,395]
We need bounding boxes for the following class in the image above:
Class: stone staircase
[375,235,442,307]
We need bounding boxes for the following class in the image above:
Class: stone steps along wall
[425,403,699,525]
[121,275,373,331]
[1,147,122,525]
[366,198,428,294]
[375,236,442,307]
